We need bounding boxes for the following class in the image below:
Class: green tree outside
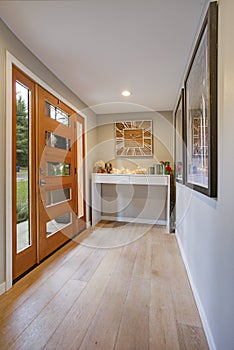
[16,93,29,224]
[16,95,29,167]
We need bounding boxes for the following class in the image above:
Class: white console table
[92,173,170,233]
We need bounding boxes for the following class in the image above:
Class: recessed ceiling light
[121,90,132,97]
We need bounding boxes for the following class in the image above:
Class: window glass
[46,131,70,151]
[16,81,31,252]
[46,213,72,237]
[46,162,70,176]
[45,102,70,126]
[46,188,71,206]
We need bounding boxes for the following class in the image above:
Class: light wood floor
[0,222,209,350]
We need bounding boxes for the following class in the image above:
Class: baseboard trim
[175,231,216,350]
[101,216,166,226]
[0,282,6,296]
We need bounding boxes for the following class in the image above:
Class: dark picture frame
[174,89,185,184]
[184,1,218,197]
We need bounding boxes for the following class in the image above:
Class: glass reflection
[47,162,70,176]
[46,131,70,151]
[16,82,31,252]
[46,188,71,206]
[45,102,70,126]
[46,213,71,236]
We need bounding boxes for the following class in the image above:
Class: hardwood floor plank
[9,279,86,350]
[78,240,138,350]
[0,223,209,350]
[114,238,138,276]
[44,247,123,350]
[72,248,107,282]
[77,272,129,350]
[148,232,179,350]
[150,277,180,350]
[77,222,150,249]
[166,238,203,327]
[114,276,150,350]
[0,266,77,349]
[0,241,79,321]
[150,230,206,350]
[0,245,93,349]
[132,231,152,279]
[177,323,209,350]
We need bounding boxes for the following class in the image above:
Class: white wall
[0,19,97,286]
[176,1,234,349]
[96,111,174,172]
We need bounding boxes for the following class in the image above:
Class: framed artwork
[184,1,217,197]
[115,120,152,157]
[174,89,185,183]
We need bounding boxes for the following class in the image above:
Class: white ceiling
[0,0,209,114]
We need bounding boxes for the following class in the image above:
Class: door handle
[40,179,53,186]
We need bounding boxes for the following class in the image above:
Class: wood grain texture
[0,222,209,350]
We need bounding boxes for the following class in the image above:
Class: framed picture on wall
[184,1,217,197]
[115,120,152,157]
[174,89,185,183]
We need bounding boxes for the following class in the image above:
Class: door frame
[5,51,89,291]
[12,66,38,280]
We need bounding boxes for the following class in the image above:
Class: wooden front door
[12,67,86,280]
[38,86,86,261]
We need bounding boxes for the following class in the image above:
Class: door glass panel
[46,213,72,237]
[46,131,70,151]
[16,82,31,253]
[76,121,84,218]
[46,162,70,176]
[46,188,71,207]
[45,102,70,126]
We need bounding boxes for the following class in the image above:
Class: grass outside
[17,180,29,223]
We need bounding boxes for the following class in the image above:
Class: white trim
[5,51,89,290]
[0,282,6,296]
[86,221,91,229]
[84,116,89,225]
[175,231,216,350]
[7,52,88,120]
[101,216,167,226]
[6,51,13,290]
